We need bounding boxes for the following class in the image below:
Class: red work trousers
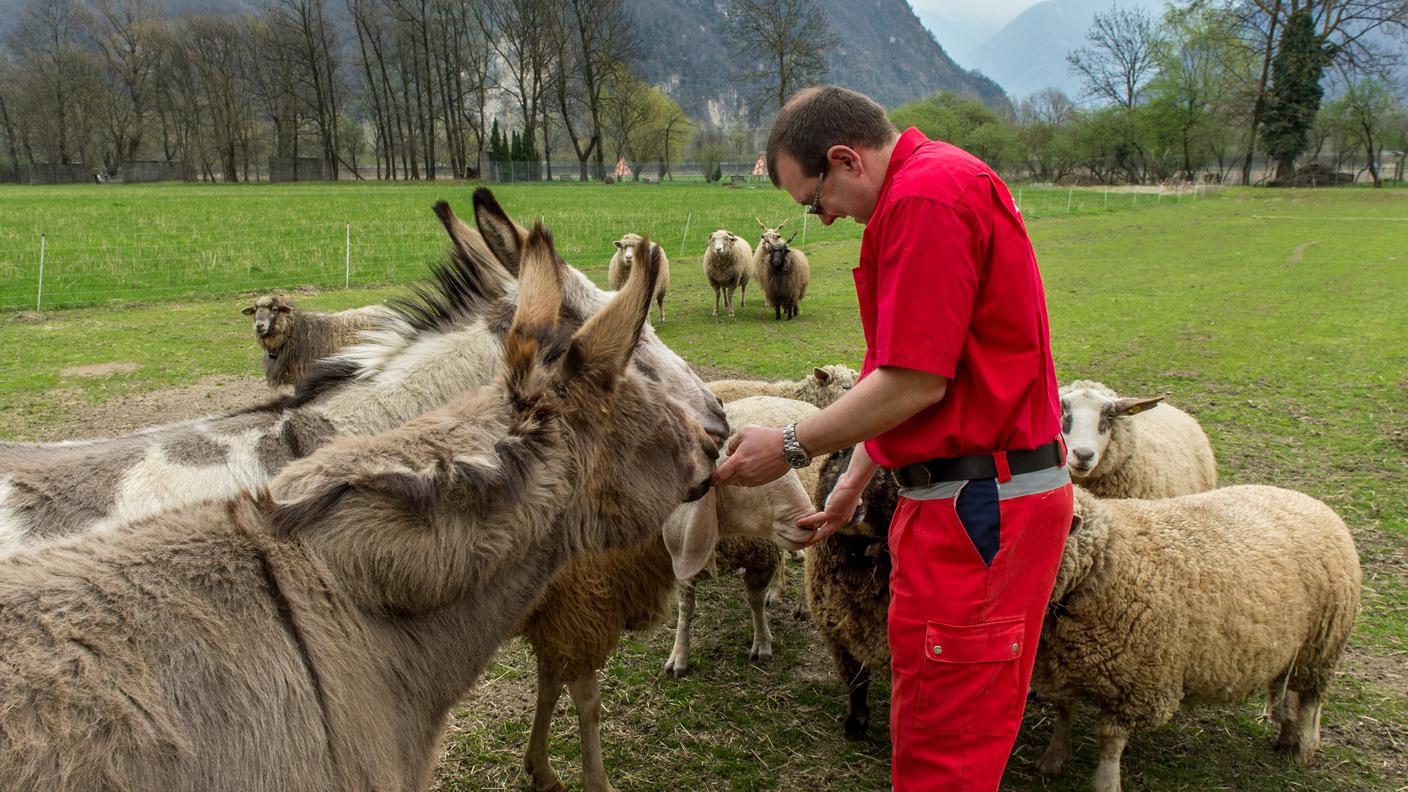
[887,479,1073,791]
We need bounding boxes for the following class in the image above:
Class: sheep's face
[613,234,645,271]
[709,230,738,254]
[242,295,293,349]
[807,364,859,407]
[1060,385,1163,478]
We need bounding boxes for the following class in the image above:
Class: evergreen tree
[490,120,506,162]
[1261,7,1336,183]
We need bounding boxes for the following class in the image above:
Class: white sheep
[242,294,396,387]
[1032,485,1361,792]
[1060,380,1216,498]
[702,229,751,317]
[707,364,859,409]
[661,395,823,678]
[609,232,670,323]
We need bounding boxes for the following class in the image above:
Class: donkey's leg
[567,671,615,792]
[525,660,566,792]
[1036,699,1074,775]
[663,579,697,678]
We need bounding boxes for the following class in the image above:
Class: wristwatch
[781,422,812,469]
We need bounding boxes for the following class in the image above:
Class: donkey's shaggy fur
[0,190,728,551]
[0,227,722,792]
[243,294,396,387]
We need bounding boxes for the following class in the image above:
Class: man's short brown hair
[766,86,898,187]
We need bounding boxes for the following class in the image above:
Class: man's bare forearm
[794,366,947,460]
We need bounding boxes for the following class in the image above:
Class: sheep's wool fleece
[1033,485,1360,731]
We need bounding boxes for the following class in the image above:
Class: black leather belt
[892,439,1065,488]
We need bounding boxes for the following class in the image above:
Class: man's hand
[712,425,791,488]
[798,474,866,547]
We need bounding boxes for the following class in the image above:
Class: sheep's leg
[525,661,566,792]
[1091,721,1129,792]
[743,567,774,662]
[656,293,665,324]
[1294,690,1323,765]
[724,286,735,318]
[711,287,721,317]
[1271,683,1300,752]
[1036,699,1073,775]
[739,281,746,306]
[567,671,615,792]
[836,648,872,739]
[663,579,697,678]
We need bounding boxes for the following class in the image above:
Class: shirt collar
[875,127,930,210]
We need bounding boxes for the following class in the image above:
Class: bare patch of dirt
[59,362,142,378]
[4,374,272,442]
[1290,240,1323,264]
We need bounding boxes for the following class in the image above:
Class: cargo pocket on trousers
[914,618,1026,734]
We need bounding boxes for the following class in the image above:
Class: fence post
[1016,188,1022,212]
[345,222,351,288]
[802,212,808,244]
[36,233,45,311]
[679,211,692,257]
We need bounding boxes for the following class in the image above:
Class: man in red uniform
[714,86,1073,791]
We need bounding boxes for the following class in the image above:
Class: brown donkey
[0,229,723,792]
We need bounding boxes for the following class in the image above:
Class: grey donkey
[0,229,730,792]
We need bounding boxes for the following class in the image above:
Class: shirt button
[1011,643,1020,653]
[932,645,943,656]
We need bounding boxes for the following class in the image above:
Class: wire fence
[0,182,1221,312]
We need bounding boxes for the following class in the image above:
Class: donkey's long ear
[472,188,530,276]
[565,234,659,388]
[503,222,565,399]
[433,200,504,275]
[662,487,720,580]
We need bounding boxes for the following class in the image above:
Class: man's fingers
[726,431,745,455]
[712,455,737,485]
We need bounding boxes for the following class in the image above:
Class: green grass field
[2,183,1405,791]
[0,180,1204,311]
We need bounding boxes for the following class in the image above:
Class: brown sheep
[242,294,396,387]
[752,219,809,320]
[0,228,726,792]
[518,399,817,792]
[806,445,900,739]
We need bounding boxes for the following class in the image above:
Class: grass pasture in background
[2,183,1405,791]
[0,180,1208,311]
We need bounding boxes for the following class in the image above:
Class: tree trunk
[1241,2,1280,186]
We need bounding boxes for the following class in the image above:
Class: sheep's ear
[1113,396,1163,416]
[813,367,830,384]
[472,187,529,276]
[613,240,624,249]
[242,306,256,315]
[662,487,719,580]
[565,234,658,388]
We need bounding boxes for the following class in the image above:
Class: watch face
[785,447,809,468]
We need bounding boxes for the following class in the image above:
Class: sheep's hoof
[1035,751,1067,776]
[844,712,870,740]
[662,658,688,679]
[749,647,773,663]
[793,602,811,621]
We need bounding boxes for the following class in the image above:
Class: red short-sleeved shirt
[856,127,1060,468]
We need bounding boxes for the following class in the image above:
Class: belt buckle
[901,464,932,488]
